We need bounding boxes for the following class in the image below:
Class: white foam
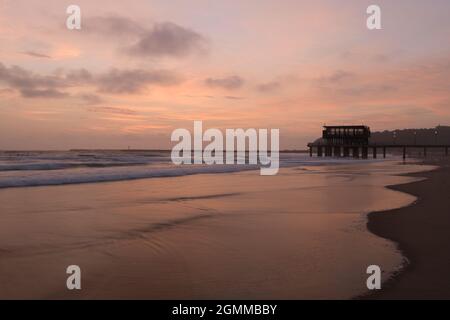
[0,151,388,188]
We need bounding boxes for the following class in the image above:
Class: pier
[307,125,450,160]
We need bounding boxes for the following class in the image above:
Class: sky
[0,0,449,149]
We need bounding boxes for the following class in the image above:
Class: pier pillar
[403,147,406,160]
[446,147,448,156]
[325,146,332,157]
[353,147,360,158]
[424,147,427,157]
[362,146,368,159]
[373,147,377,159]
[383,147,386,158]
[343,147,350,157]
[309,147,312,157]
[333,146,341,157]
[318,146,323,157]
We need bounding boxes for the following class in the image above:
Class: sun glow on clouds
[0,0,449,149]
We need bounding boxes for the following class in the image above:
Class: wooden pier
[308,125,449,160]
[307,143,450,160]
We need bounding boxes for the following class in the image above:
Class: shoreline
[362,158,450,299]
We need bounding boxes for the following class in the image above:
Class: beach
[1,0,449,304]
[365,157,450,299]
[0,152,437,299]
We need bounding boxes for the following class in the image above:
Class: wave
[0,164,260,189]
[0,150,388,189]
[0,150,169,172]
[0,162,152,171]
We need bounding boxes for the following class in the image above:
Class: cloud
[84,16,146,38]
[126,22,208,58]
[20,51,52,59]
[20,88,68,98]
[87,106,138,115]
[0,62,183,97]
[256,81,281,93]
[79,93,103,105]
[65,69,93,83]
[0,64,61,89]
[96,68,181,94]
[84,16,208,59]
[340,85,397,96]
[318,70,354,84]
[314,69,400,99]
[224,96,245,100]
[0,63,67,98]
[205,75,244,90]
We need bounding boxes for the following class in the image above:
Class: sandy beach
[365,157,450,299]
[0,158,436,299]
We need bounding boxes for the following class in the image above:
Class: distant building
[322,125,371,145]
[308,125,449,159]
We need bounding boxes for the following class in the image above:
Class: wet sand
[0,161,434,299]
[365,158,450,299]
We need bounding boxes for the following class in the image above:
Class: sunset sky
[0,0,449,149]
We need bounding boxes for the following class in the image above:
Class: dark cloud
[0,63,67,98]
[84,16,208,59]
[185,94,215,99]
[205,75,244,90]
[79,93,103,105]
[0,62,183,98]
[126,22,208,58]
[20,88,68,98]
[319,70,354,84]
[256,81,281,93]
[65,69,93,83]
[61,68,180,94]
[96,69,181,94]
[87,106,137,115]
[20,51,52,59]
[224,96,245,100]
[84,16,146,37]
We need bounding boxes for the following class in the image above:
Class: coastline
[363,157,450,299]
